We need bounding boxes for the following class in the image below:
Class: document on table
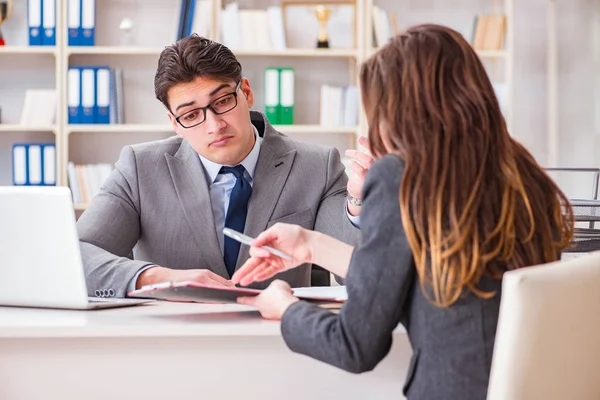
[292,286,347,302]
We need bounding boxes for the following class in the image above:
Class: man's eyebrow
[174,101,196,113]
[173,83,234,114]
[209,83,232,96]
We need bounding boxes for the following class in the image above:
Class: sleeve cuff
[345,202,361,229]
[126,264,156,296]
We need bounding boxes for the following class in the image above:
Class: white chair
[487,251,600,400]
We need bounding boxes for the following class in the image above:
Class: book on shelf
[372,6,397,48]
[472,14,506,51]
[12,143,56,186]
[176,0,212,41]
[319,85,359,128]
[220,2,286,51]
[68,66,124,125]
[67,162,113,205]
[20,89,57,126]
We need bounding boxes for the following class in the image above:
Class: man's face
[167,76,256,166]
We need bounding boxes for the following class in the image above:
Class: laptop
[0,186,153,310]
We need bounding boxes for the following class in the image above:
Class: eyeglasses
[174,81,241,129]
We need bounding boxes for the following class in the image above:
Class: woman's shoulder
[365,154,406,188]
[361,154,406,210]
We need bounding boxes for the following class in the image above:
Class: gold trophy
[0,0,12,46]
[315,5,331,48]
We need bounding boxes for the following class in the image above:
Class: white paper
[292,285,347,301]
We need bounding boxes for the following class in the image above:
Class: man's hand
[346,136,375,217]
[136,266,234,289]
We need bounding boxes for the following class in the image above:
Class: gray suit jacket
[281,155,503,400]
[77,111,360,297]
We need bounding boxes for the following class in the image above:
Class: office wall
[512,0,599,197]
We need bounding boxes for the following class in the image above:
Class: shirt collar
[198,124,262,183]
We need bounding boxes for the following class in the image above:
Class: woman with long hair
[232,24,573,399]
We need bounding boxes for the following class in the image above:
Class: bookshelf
[367,0,514,132]
[0,0,514,210]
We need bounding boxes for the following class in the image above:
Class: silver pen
[223,228,293,260]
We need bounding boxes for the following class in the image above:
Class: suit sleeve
[77,145,153,297]
[281,155,415,373]
[313,147,361,246]
[312,148,361,284]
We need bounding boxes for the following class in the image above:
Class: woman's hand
[345,136,375,217]
[237,280,299,320]
[231,223,314,287]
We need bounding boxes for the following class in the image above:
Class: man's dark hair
[154,34,242,112]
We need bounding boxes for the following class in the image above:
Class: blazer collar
[235,111,297,271]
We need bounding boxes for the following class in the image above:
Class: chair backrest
[487,251,600,400]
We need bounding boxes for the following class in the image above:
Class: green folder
[278,67,295,125]
[264,67,280,124]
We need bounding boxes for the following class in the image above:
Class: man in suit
[77,34,370,297]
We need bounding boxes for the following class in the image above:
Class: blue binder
[42,0,56,46]
[95,67,111,124]
[12,144,29,186]
[80,68,95,124]
[68,67,82,124]
[28,0,43,46]
[67,0,81,46]
[81,0,96,46]
[11,143,55,186]
[176,0,190,40]
[41,143,56,185]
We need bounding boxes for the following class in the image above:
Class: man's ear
[241,77,254,108]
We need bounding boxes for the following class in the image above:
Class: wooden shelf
[477,50,508,58]
[66,46,359,58]
[66,124,357,135]
[67,124,173,134]
[233,48,359,58]
[368,47,507,59]
[273,125,358,134]
[67,46,164,56]
[0,124,56,133]
[0,46,57,55]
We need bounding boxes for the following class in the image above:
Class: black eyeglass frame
[173,80,242,129]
